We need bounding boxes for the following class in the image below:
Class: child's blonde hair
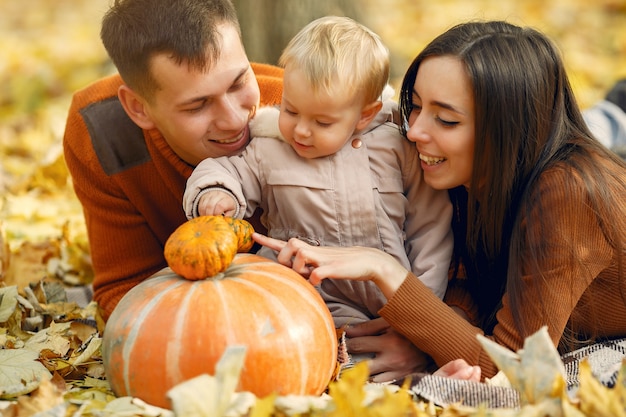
[279,16,390,104]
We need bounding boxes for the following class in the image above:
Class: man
[63,0,282,321]
[63,0,437,383]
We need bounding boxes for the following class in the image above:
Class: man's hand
[344,318,433,383]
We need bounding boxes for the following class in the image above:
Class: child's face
[279,67,370,159]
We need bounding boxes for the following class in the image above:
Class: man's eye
[185,106,203,114]
[230,80,245,91]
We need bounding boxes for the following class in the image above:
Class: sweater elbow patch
[80,97,151,175]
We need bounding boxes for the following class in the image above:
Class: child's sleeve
[402,141,454,300]
[183,156,248,220]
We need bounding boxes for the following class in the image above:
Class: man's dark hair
[101,0,240,100]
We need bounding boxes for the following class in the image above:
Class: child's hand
[197,191,238,217]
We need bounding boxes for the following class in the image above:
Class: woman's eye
[437,117,459,127]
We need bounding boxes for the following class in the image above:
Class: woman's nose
[406,115,429,144]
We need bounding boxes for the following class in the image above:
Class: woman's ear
[356,100,383,130]
[117,84,156,130]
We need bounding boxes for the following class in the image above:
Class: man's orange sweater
[63,63,283,321]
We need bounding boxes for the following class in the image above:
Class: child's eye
[316,121,332,127]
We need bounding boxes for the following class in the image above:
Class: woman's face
[405,56,475,190]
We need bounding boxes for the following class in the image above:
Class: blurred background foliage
[0,0,625,252]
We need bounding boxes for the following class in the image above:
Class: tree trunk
[232,0,366,65]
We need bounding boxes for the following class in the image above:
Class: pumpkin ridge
[225,268,337,390]
[117,277,187,396]
[213,278,236,346]
[225,261,337,344]
[220,277,312,392]
[167,280,204,385]
[238,267,334,326]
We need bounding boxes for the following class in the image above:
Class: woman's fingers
[252,234,315,275]
[291,247,316,278]
[252,233,286,251]
[434,359,482,381]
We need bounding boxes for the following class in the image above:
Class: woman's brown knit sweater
[380,157,626,378]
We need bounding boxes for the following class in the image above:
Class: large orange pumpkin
[101,253,338,409]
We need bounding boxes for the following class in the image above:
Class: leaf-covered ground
[1,0,625,415]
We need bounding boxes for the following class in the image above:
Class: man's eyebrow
[179,95,207,106]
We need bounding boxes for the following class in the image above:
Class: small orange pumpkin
[102,254,338,409]
[164,216,238,280]
[223,217,255,253]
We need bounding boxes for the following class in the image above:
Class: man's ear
[355,100,383,131]
[117,84,156,130]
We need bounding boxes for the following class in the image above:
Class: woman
[254,20,626,379]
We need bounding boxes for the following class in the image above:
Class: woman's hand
[434,359,482,382]
[344,318,433,383]
[252,233,408,298]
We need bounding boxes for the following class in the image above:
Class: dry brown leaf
[0,349,51,399]
[3,240,59,290]
[15,377,64,416]
[70,320,98,343]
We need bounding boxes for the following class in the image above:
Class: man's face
[143,24,260,166]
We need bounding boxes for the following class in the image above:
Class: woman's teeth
[419,154,446,165]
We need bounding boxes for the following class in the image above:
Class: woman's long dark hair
[400,21,626,340]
